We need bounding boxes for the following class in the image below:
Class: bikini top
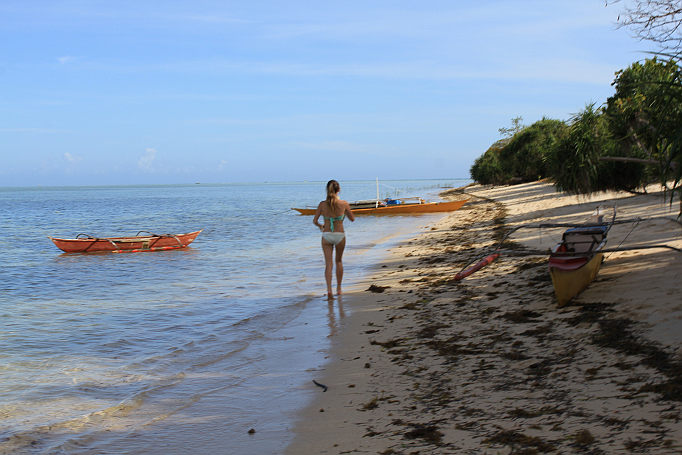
[323,214,345,232]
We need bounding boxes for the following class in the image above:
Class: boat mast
[376,178,380,208]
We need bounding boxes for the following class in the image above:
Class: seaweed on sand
[514,257,548,272]
[403,424,444,445]
[362,397,379,410]
[508,406,563,419]
[416,324,449,339]
[521,323,554,338]
[499,309,542,323]
[368,284,391,293]
[500,350,530,361]
[565,303,614,327]
[426,335,483,359]
[527,359,553,376]
[592,317,682,401]
[563,303,682,402]
[370,338,406,349]
[484,429,557,453]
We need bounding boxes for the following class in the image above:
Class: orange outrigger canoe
[292,198,468,215]
[48,230,202,254]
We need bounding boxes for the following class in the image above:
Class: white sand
[286,182,682,454]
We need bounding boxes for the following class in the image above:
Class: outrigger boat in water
[292,179,468,215]
[454,207,680,307]
[48,230,202,254]
[292,198,468,215]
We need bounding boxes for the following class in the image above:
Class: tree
[550,104,616,194]
[608,0,682,56]
[551,76,678,197]
[471,117,526,185]
[606,58,682,170]
[607,2,682,213]
[550,103,649,194]
[470,117,567,185]
[498,118,568,183]
[604,57,682,212]
[498,116,526,140]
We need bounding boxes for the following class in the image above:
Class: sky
[0,0,658,186]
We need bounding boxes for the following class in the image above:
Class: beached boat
[454,207,618,306]
[548,225,608,307]
[48,230,202,253]
[292,198,469,215]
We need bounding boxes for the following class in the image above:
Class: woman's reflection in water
[327,296,346,336]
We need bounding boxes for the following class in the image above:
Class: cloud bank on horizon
[0,0,656,186]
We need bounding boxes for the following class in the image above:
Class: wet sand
[286,181,682,454]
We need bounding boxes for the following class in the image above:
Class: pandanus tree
[606,58,682,193]
[607,0,682,212]
[549,59,682,214]
[550,104,623,195]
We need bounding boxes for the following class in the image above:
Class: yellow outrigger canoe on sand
[454,207,680,307]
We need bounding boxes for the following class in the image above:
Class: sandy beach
[286,181,682,454]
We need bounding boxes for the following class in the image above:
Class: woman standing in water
[313,180,355,299]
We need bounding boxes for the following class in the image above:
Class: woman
[313,180,355,299]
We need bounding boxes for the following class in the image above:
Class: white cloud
[137,148,157,171]
[63,152,82,162]
[57,55,75,65]
[218,159,229,171]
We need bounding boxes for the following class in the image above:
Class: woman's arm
[344,201,355,222]
[313,202,324,230]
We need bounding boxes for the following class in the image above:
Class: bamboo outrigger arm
[453,203,682,282]
[454,236,680,282]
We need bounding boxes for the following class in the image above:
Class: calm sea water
[0,180,470,454]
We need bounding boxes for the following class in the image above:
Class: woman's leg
[335,238,346,295]
[322,239,335,298]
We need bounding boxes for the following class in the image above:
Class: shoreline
[285,181,682,454]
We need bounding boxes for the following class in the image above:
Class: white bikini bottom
[322,232,345,245]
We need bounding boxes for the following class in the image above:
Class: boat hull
[549,252,603,307]
[48,230,202,254]
[547,225,609,307]
[292,199,468,215]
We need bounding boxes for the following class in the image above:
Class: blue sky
[0,1,655,186]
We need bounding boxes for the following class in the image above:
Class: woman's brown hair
[326,180,340,214]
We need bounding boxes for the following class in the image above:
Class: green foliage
[550,103,648,194]
[550,104,610,194]
[596,147,650,192]
[609,0,682,212]
[498,116,526,139]
[606,58,681,161]
[606,57,682,201]
[500,118,567,183]
[470,57,682,214]
[470,143,507,185]
[470,117,567,185]
[661,61,682,212]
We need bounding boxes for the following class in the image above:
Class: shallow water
[0,180,470,453]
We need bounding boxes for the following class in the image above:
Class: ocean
[0,179,470,454]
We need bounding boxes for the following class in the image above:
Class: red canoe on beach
[48,230,202,253]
